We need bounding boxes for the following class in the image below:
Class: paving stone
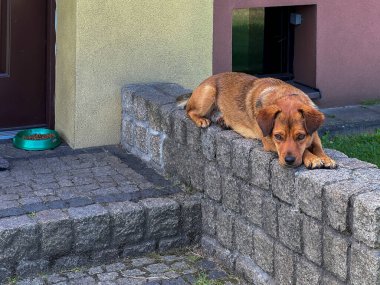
[204,162,222,201]
[92,248,119,262]
[0,156,9,170]
[53,255,89,271]
[271,161,300,204]
[88,266,104,275]
[172,110,187,144]
[145,263,170,274]
[201,199,217,236]
[121,269,145,277]
[235,255,274,285]
[131,257,156,267]
[97,272,120,281]
[0,267,11,283]
[140,198,179,239]
[105,262,126,272]
[46,273,67,283]
[68,204,110,252]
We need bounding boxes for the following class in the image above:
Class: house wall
[55,0,213,148]
[214,0,380,107]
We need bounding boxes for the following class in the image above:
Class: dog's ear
[299,106,325,134]
[256,105,281,137]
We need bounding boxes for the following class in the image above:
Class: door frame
[46,0,56,129]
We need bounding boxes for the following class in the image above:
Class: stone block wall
[121,83,380,285]
[0,196,201,281]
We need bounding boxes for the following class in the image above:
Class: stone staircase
[0,143,201,283]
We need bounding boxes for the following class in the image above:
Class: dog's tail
[176,93,192,109]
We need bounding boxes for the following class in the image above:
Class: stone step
[0,143,202,282]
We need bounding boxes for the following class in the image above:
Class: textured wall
[122,83,380,285]
[55,0,77,146]
[55,0,213,148]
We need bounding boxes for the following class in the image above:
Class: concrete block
[122,241,156,257]
[254,229,274,274]
[68,204,110,252]
[204,162,222,201]
[323,228,349,281]
[16,259,49,278]
[325,180,370,232]
[201,125,221,161]
[186,119,201,151]
[302,216,322,265]
[216,206,235,250]
[107,201,145,245]
[235,255,275,285]
[0,215,39,262]
[296,258,321,285]
[36,209,73,257]
[140,198,180,239]
[271,161,301,204]
[222,174,241,213]
[353,190,380,248]
[215,131,241,169]
[350,242,380,285]
[240,184,263,227]
[172,110,187,144]
[278,203,302,253]
[295,168,352,220]
[134,124,148,153]
[262,195,277,238]
[234,218,254,258]
[274,242,295,285]
[251,148,276,190]
[232,139,258,180]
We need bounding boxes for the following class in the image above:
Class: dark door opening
[0,0,55,130]
[232,5,320,99]
[232,6,294,79]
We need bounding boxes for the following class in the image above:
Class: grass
[360,98,380,106]
[321,130,380,167]
[195,273,224,285]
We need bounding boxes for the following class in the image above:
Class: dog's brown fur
[185,72,336,169]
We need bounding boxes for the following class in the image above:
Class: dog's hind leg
[186,84,216,128]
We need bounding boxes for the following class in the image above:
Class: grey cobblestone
[13,249,241,284]
[303,216,322,265]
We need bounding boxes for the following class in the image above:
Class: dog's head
[256,101,324,167]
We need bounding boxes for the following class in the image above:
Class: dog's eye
[274,134,283,141]
[297,134,306,141]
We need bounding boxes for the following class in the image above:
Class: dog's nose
[285,156,296,165]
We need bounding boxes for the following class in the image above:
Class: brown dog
[183,72,336,169]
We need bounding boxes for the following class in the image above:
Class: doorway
[0,0,55,130]
[232,5,319,98]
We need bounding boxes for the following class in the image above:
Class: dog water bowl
[13,128,61,151]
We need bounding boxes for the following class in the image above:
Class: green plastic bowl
[13,128,61,151]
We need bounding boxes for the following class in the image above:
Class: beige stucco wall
[55,0,213,148]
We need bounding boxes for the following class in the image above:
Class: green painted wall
[56,0,213,148]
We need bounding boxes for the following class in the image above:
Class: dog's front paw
[195,118,211,128]
[303,155,324,169]
[321,156,337,169]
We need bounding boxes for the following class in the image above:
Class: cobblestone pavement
[0,142,181,219]
[8,249,242,285]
